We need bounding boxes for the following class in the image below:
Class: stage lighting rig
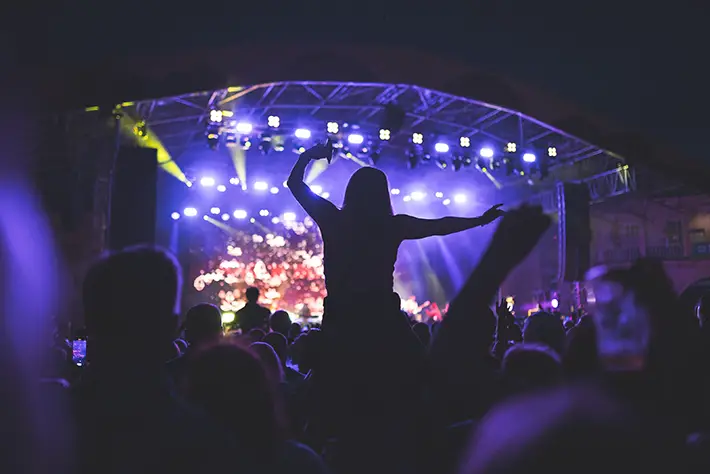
[206,129,220,150]
[327,122,339,134]
[225,131,238,147]
[133,120,148,139]
[267,115,280,128]
[240,136,252,150]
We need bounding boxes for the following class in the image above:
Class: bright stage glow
[217,184,227,192]
[506,142,517,153]
[435,192,444,198]
[171,212,180,220]
[221,213,230,221]
[523,153,536,163]
[221,312,235,324]
[411,191,425,201]
[391,188,400,195]
[310,184,322,195]
[295,128,311,139]
[321,192,330,199]
[551,298,559,309]
[283,212,296,222]
[209,110,223,123]
[412,133,423,145]
[460,137,471,148]
[347,133,364,145]
[442,198,451,205]
[260,209,270,217]
[210,207,221,215]
[236,122,253,134]
[327,122,339,134]
[548,147,557,157]
[229,177,240,185]
[271,217,280,224]
[267,115,280,128]
[253,181,268,191]
[184,207,198,217]
[200,177,215,187]
[186,181,193,188]
[283,181,288,188]
[379,129,391,140]
[270,187,280,194]
[434,143,449,153]
[480,147,494,158]
[403,195,412,202]
[234,210,248,219]
[203,215,209,221]
[453,193,467,203]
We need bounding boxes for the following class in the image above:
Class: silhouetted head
[184,303,223,346]
[262,332,289,366]
[82,245,180,363]
[250,341,284,382]
[523,311,566,355]
[247,328,266,343]
[245,286,260,303]
[269,310,292,336]
[501,343,562,396]
[342,167,393,218]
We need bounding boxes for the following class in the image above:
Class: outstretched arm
[395,204,504,240]
[287,146,338,225]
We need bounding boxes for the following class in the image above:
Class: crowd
[21,146,710,473]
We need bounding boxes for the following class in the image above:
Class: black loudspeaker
[557,182,591,282]
[108,146,157,250]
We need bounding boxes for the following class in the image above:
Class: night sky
[9,1,708,160]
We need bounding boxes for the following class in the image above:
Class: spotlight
[240,136,252,150]
[185,181,193,188]
[379,129,391,140]
[442,198,451,205]
[523,153,536,163]
[436,158,448,170]
[253,181,268,191]
[321,192,330,199]
[547,147,557,157]
[133,120,148,139]
[270,187,280,194]
[460,136,470,148]
[183,207,198,217]
[453,194,466,204]
[259,209,270,217]
[391,188,401,195]
[505,142,517,153]
[209,109,223,124]
[229,177,239,185]
[236,122,253,134]
[294,128,311,139]
[551,298,559,309]
[283,181,288,188]
[217,184,227,192]
[171,212,180,220]
[411,191,425,201]
[283,212,296,222]
[271,217,280,224]
[221,213,230,221]
[310,184,323,195]
[403,195,412,202]
[203,215,209,221]
[347,133,364,145]
[200,177,215,187]
[233,210,247,219]
[412,133,423,145]
[435,192,443,198]
[480,147,494,158]
[267,115,280,128]
[222,312,235,324]
[225,132,237,147]
[327,122,339,134]
[434,142,449,153]
[210,207,220,215]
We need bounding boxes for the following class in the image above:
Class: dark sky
[10,1,709,157]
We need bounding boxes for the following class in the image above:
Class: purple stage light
[453,194,466,203]
[233,210,247,219]
[200,177,215,187]
[347,133,364,145]
[236,122,253,134]
[411,191,425,201]
[434,143,449,153]
[171,212,180,220]
[480,147,494,158]
[295,128,311,139]
[523,153,536,163]
[253,181,268,191]
[221,213,230,221]
[183,207,198,217]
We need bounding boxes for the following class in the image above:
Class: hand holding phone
[72,339,87,367]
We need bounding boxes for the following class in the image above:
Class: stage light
[403,195,412,202]
[379,129,391,140]
[229,177,239,185]
[295,128,311,139]
[475,159,489,171]
[267,115,280,128]
[221,213,230,221]
[171,212,180,220]
[435,192,443,198]
[347,133,364,145]
[183,207,198,217]
[250,218,256,223]
[411,191,425,201]
[225,132,237,147]
[442,198,451,205]
[523,153,536,163]
[434,142,449,153]
[217,184,227,192]
[480,147,494,158]
[310,184,323,195]
[271,217,280,224]
[203,215,209,221]
[209,109,223,124]
[260,209,270,217]
[185,181,193,188]
[283,181,288,188]
[391,188,400,195]
[210,207,220,215]
[412,133,423,145]
[240,137,252,150]
[551,298,559,309]
[436,158,448,170]
[236,122,253,134]
[200,177,215,187]
[133,120,147,139]
[453,194,467,204]
[221,312,235,324]
[548,147,557,157]
[206,130,220,150]
[327,122,339,134]
[505,142,517,153]
[283,212,296,222]
[270,186,280,194]
[321,192,330,199]
[460,137,470,148]
[233,210,247,219]
[253,181,268,191]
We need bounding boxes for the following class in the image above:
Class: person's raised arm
[395,204,504,240]
[287,144,338,225]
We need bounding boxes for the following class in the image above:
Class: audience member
[236,287,271,333]
[270,310,293,336]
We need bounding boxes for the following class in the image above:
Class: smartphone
[325,138,336,164]
[72,338,87,367]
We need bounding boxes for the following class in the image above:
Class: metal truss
[528,165,637,212]
[118,81,622,174]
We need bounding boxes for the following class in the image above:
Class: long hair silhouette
[342,167,393,218]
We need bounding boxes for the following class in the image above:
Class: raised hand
[487,204,552,270]
[480,203,505,225]
[300,143,332,162]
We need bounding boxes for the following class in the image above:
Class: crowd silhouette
[7,144,710,474]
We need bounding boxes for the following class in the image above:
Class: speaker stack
[557,182,592,282]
